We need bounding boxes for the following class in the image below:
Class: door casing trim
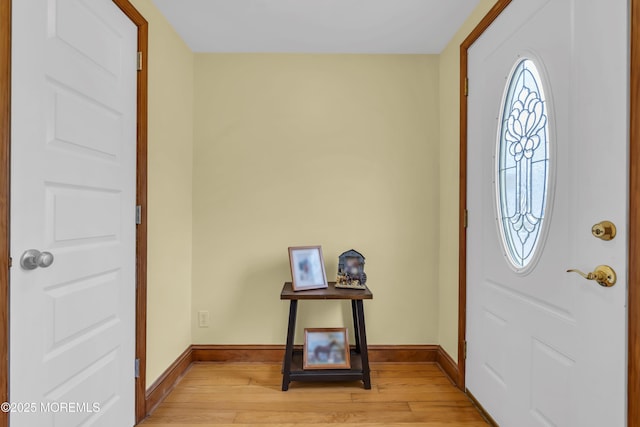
[628,0,640,423]
[459,2,640,426]
[110,2,148,422]
[0,1,10,425]
[458,0,513,391]
[0,1,149,425]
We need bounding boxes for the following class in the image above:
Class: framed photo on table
[288,246,328,291]
[303,328,351,370]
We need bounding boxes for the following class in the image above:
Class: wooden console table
[280,281,373,391]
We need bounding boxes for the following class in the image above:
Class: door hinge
[135,358,140,378]
[137,52,143,71]
[135,205,142,225]
[464,341,468,359]
[464,209,468,228]
[464,77,469,97]
[8,257,11,268]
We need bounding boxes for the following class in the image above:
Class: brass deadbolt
[592,221,616,241]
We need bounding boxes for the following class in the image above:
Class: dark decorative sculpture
[335,249,367,290]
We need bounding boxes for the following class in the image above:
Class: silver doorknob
[20,249,54,270]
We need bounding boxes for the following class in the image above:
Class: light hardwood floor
[140,362,489,426]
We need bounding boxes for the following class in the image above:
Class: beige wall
[134,0,496,383]
[130,0,194,385]
[192,54,440,345]
[437,0,497,361]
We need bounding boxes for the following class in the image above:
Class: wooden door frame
[110,2,148,422]
[457,0,513,391]
[0,1,149,425]
[628,0,640,424]
[458,1,640,425]
[0,2,10,426]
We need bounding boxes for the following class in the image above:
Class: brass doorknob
[592,221,616,241]
[567,265,616,287]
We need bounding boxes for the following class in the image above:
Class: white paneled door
[10,0,137,426]
[466,0,627,426]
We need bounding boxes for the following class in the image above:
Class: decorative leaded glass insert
[497,59,549,269]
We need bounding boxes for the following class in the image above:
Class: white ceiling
[152,0,481,54]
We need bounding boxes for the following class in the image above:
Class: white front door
[10,0,137,425]
[466,1,627,426]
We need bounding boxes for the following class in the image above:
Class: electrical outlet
[198,311,210,328]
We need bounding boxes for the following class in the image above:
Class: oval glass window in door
[497,59,550,269]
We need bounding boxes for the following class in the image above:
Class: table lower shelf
[285,350,366,383]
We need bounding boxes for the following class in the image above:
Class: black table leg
[355,300,371,389]
[351,300,361,354]
[281,300,298,391]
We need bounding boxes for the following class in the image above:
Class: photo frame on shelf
[288,245,328,291]
[303,328,351,370]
